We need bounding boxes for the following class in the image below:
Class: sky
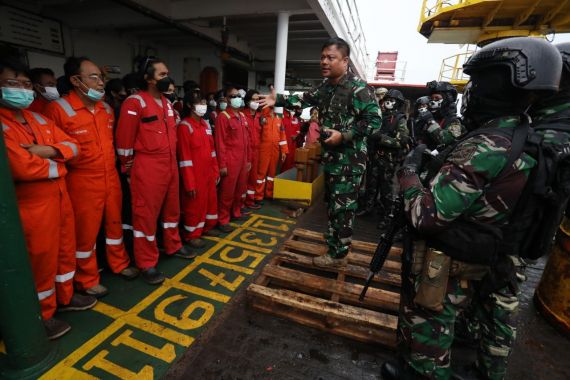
[358,0,570,84]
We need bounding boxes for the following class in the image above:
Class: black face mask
[164,93,177,103]
[156,76,171,93]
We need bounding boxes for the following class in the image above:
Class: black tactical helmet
[385,89,405,103]
[426,80,458,102]
[556,42,570,77]
[415,96,429,107]
[464,37,562,92]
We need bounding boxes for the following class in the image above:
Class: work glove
[478,255,519,299]
[400,144,427,173]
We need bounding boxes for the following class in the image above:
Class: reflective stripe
[76,250,93,259]
[183,221,206,232]
[55,270,75,283]
[267,176,274,181]
[246,190,255,195]
[38,288,55,301]
[179,121,193,133]
[279,141,287,146]
[163,222,178,229]
[133,230,155,241]
[1,122,8,131]
[55,98,76,117]
[122,224,133,230]
[129,94,146,108]
[256,179,265,184]
[127,110,137,116]
[117,148,134,156]
[241,193,246,198]
[47,159,59,179]
[205,214,218,220]
[179,160,193,168]
[60,141,78,156]
[206,129,212,135]
[211,151,216,157]
[31,112,47,125]
[102,101,112,114]
[106,237,123,245]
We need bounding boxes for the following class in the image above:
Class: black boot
[380,360,418,380]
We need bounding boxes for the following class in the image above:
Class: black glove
[478,255,519,299]
[401,144,427,173]
[417,110,435,125]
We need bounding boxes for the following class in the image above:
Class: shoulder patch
[447,123,463,138]
[447,138,482,166]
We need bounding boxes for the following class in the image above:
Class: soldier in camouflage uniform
[415,81,465,151]
[358,89,409,223]
[259,37,381,267]
[381,38,562,380]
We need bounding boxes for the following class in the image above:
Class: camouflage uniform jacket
[532,101,570,144]
[370,110,409,161]
[275,72,381,176]
[399,116,536,233]
[425,115,465,150]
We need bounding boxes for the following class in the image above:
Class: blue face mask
[219,102,227,111]
[77,79,105,101]
[230,97,242,109]
[0,87,35,109]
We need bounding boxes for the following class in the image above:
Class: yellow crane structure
[418,0,570,89]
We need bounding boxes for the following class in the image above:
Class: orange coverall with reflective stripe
[255,108,288,200]
[44,90,131,290]
[1,108,78,319]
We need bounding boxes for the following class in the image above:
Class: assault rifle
[359,196,406,301]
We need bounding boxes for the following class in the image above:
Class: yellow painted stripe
[251,213,295,224]
[211,238,273,253]
[230,224,287,237]
[201,257,255,275]
[124,315,194,347]
[168,279,231,303]
[94,301,126,319]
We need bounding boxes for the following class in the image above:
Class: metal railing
[438,50,474,83]
[420,0,467,23]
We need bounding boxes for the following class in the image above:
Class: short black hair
[322,37,350,57]
[183,80,200,94]
[224,86,237,97]
[244,89,259,104]
[136,57,167,90]
[0,57,29,78]
[105,78,124,94]
[123,72,143,92]
[29,68,55,84]
[181,92,204,118]
[64,56,91,80]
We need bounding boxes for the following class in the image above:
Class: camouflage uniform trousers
[324,172,362,258]
[361,154,397,213]
[398,270,518,380]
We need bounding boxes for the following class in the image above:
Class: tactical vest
[381,112,406,137]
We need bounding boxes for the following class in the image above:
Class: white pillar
[274,11,290,93]
[248,70,256,90]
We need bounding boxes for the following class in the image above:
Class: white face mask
[209,99,217,107]
[194,104,207,117]
[249,101,259,110]
[41,86,60,101]
[384,100,395,110]
[274,106,284,115]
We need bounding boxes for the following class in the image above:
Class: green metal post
[0,132,55,378]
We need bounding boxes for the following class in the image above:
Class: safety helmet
[385,89,405,103]
[463,37,562,92]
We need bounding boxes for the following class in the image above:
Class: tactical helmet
[375,87,388,99]
[385,89,405,103]
[463,37,562,92]
[426,80,458,103]
[415,96,429,107]
[556,42,570,82]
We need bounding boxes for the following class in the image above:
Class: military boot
[313,254,347,269]
[380,360,421,380]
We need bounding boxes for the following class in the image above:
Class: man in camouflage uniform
[358,89,409,223]
[381,38,562,380]
[415,81,464,151]
[259,37,381,267]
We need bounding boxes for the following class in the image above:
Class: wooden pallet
[247,228,401,348]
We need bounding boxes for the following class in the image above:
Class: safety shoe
[119,266,140,280]
[203,228,222,237]
[218,224,234,233]
[240,208,252,216]
[84,284,109,298]
[173,246,197,259]
[312,254,348,269]
[59,293,97,312]
[247,203,262,210]
[187,238,206,249]
[43,318,71,340]
[141,267,165,285]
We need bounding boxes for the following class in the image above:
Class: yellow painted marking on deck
[231,224,287,237]
[198,268,245,291]
[0,341,5,354]
[239,231,278,247]
[111,329,176,363]
[218,245,267,268]
[40,214,291,379]
[155,295,215,330]
[83,349,154,379]
[252,218,292,231]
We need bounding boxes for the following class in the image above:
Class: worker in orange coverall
[177,93,221,247]
[0,57,97,340]
[255,106,288,202]
[44,57,138,298]
[115,57,195,286]
[281,107,301,172]
[214,87,251,232]
[243,89,262,210]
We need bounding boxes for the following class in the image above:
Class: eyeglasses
[75,74,104,83]
[228,94,239,99]
[142,56,158,73]
[1,78,33,89]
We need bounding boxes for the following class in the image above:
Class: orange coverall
[44,91,131,290]
[1,108,78,319]
[255,108,288,200]
[281,112,300,172]
[243,110,261,207]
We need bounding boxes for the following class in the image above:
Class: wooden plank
[292,228,402,257]
[283,240,401,273]
[261,264,400,312]
[247,284,397,347]
[254,254,282,286]
[276,251,401,287]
